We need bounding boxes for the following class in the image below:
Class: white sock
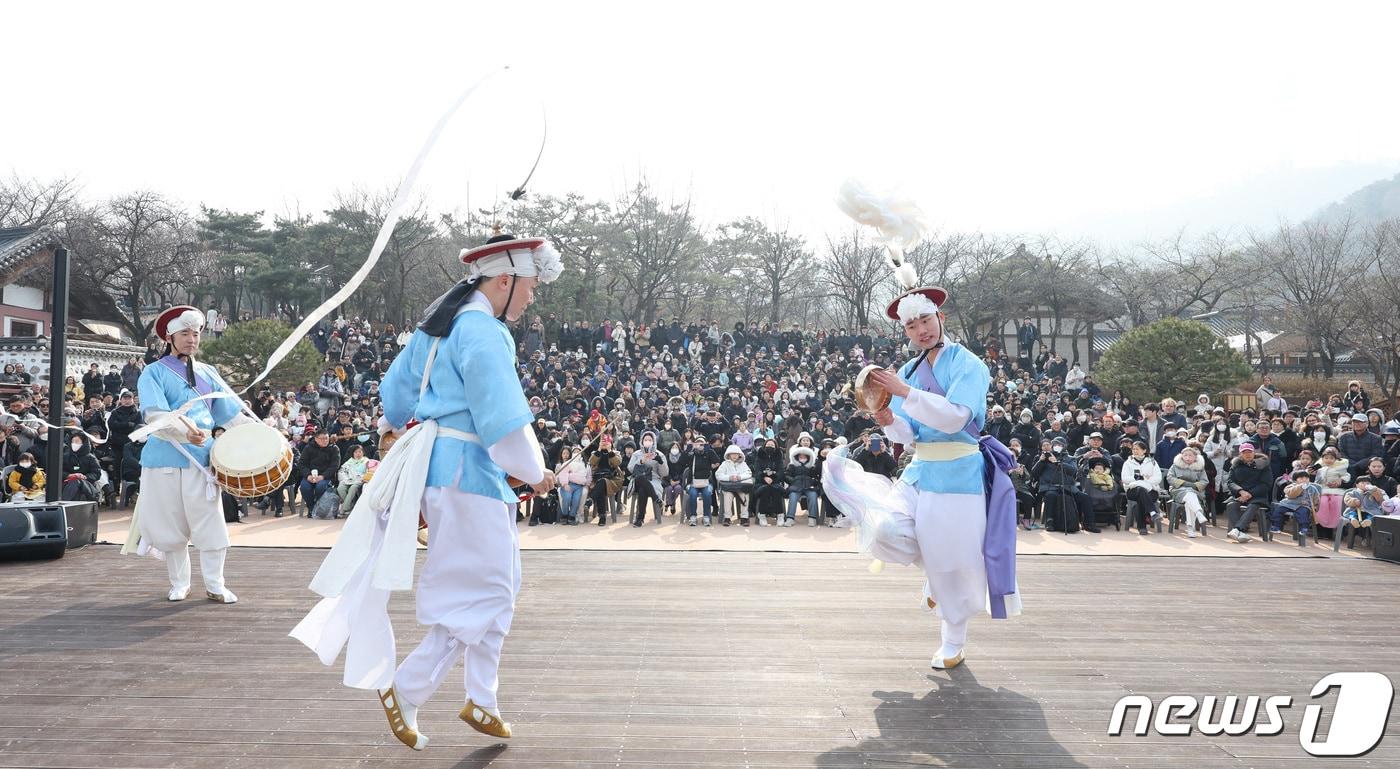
[199,548,228,594]
[399,696,419,731]
[165,548,191,593]
[939,618,967,658]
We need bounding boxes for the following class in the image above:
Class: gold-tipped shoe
[460,699,512,739]
[930,650,965,670]
[378,687,428,750]
[205,589,238,604]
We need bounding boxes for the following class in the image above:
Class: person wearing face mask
[656,420,682,457]
[1066,410,1093,451]
[1010,409,1041,451]
[628,432,669,526]
[1299,413,1333,455]
[749,438,785,526]
[663,440,685,516]
[1154,427,1186,472]
[7,450,46,502]
[682,437,720,525]
[784,445,819,527]
[60,432,103,502]
[589,434,625,525]
[714,444,753,525]
[1203,418,1233,510]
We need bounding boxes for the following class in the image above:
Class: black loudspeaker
[1373,515,1400,564]
[0,501,98,560]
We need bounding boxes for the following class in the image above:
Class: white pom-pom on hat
[460,237,563,285]
[836,180,928,252]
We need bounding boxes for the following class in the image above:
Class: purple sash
[159,356,215,396]
[903,353,1018,619]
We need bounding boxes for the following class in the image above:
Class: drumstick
[176,414,207,442]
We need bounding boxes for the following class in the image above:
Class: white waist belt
[437,426,480,444]
[913,441,979,461]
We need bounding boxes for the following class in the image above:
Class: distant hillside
[1312,172,1400,225]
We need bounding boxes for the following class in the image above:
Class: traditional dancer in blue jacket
[135,305,251,603]
[825,182,1020,672]
[293,233,562,750]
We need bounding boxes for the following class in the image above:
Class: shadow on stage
[449,743,507,769]
[817,666,1086,768]
[0,598,203,662]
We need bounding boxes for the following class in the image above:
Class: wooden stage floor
[2,546,1397,768]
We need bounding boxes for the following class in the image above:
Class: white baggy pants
[138,466,230,593]
[393,486,520,710]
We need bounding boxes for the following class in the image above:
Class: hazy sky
[7,1,1400,249]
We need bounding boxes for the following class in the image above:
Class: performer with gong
[135,305,253,604]
[824,182,1020,672]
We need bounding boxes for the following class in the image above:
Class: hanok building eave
[0,224,61,339]
[0,226,145,386]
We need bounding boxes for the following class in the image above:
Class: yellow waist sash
[913,441,980,461]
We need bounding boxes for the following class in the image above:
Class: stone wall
[0,337,146,387]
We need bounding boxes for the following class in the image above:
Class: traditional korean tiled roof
[0,225,59,283]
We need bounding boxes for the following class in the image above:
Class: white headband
[896,293,939,324]
[462,242,563,285]
[166,309,205,337]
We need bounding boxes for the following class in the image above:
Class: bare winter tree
[606,183,705,322]
[65,191,202,340]
[0,174,80,228]
[1249,218,1367,378]
[1339,219,1400,398]
[928,234,1032,343]
[819,227,886,329]
[1094,231,1241,330]
[714,217,815,327]
[506,191,636,320]
[336,189,441,323]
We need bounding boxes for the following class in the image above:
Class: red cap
[154,305,201,340]
[459,234,545,264]
[884,287,948,322]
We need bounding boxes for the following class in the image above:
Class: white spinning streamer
[238,67,513,393]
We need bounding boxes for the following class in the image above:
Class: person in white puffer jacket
[715,445,754,525]
[1120,441,1163,534]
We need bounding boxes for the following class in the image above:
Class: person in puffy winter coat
[588,434,625,526]
[750,438,786,525]
[60,432,103,502]
[783,446,818,526]
[628,431,669,526]
[1166,445,1210,537]
[715,444,753,525]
